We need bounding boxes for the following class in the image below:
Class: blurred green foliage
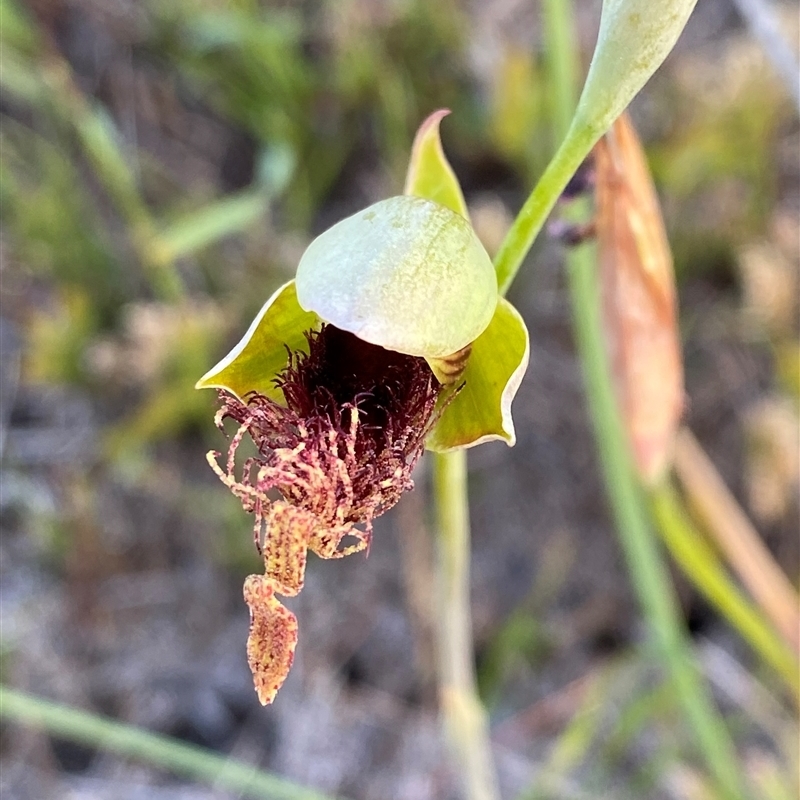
[149,0,477,225]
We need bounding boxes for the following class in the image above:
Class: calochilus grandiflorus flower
[197,109,529,705]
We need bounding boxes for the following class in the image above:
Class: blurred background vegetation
[1,1,798,798]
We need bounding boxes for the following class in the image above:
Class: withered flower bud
[594,112,684,485]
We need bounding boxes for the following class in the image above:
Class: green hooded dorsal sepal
[295,195,497,359]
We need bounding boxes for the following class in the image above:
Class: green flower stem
[0,685,336,800]
[565,240,744,800]
[522,2,745,798]
[543,0,580,139]
[432,450,500,800]
[494,120,594,297]
[649,482,800,698]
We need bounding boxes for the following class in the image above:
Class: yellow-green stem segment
[523,1,746,798]
[494,122,594,297]
[433,450,500,800]
[567,237,744,800]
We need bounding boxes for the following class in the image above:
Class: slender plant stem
[494,121,593,297]
[432,450,500,800]
[0,685,336,800]
[530,2,746,798]
[543,0,580,138]
[650,482,800,698]
[566,240,744,800]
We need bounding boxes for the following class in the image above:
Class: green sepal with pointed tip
[195,281,317,402]
[403,108,469,219]
[404,109,530,450]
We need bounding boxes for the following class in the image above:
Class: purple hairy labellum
[207,324,442,703]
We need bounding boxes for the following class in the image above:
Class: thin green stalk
[432,450,500,800]
[650,482,800,698]
[567,240,743,800]
[517,2,747,798]
[543,0,580,138]
[494,120,593,297]
[493,0,589,299]
[0,685,336,800]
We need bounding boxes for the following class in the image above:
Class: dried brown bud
[594,113,684,485]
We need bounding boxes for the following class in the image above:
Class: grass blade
[0,686,339,800]
[651,481,800,698]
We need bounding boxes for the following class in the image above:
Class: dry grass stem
[674,428,800,652]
